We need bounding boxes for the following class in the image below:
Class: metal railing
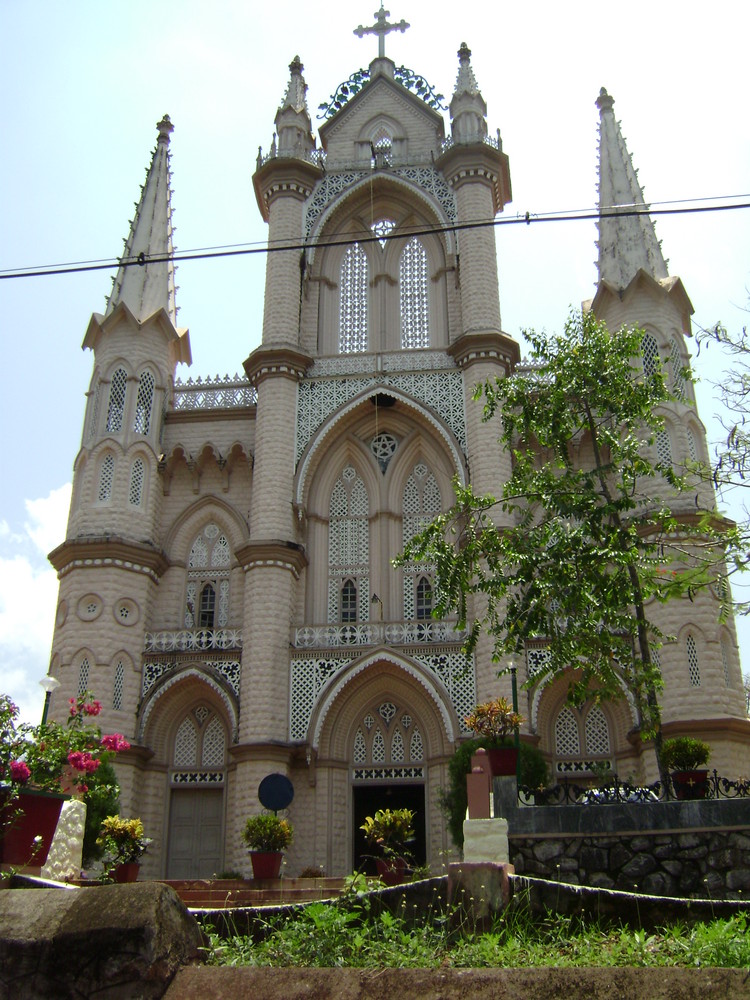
[518,770,750,805]
[291,620,466,649]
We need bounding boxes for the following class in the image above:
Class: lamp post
[509,659,521,784]
[39,674,61,726]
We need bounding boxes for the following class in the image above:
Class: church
[44,10,749,878]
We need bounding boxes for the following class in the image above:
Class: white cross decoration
[353,4,410,59]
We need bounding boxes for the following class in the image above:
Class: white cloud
[0,484,71,723]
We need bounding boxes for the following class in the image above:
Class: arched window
[328,467,369,622]
[112,660,125,711]
[720,636,732,687]
[554,706,580,758]
[402,463,441,620]
[185,524,231,631]
[686,632,701,687]
[87,381,102,442]
[686,427,698,463]
[174,717,198,767]
[655,428,673,467]
[98,454,115,502]
[173,707,227,771]
[400,237,429,349]
[129,458,145,506]
[77,656,91,696]
[106,368,128,433]
[641,332,659,379]
[133,370,155,434]
[351,705,424,771]
[584,706,611,757]
[339,244,369,353]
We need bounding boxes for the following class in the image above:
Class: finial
[156,114,173,144]
[458,42,471,62]
[596,87,614,114]
[289,55,303,76]
[354,4,409,60]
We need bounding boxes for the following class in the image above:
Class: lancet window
[641,332,659,379]
[113,660,125,711]
[129,458,145,506]
[402,463,441,621]
[133,370,155,435]
[352,705,424,766]
[400,237,429,349]
[686,632,701,687]
[669,336,687,399]
[554,703,612,772]
[328,467,369,623]
[339,243,369,353]
[173,708,226,770]
[185,524,231,631]
[98,453,115,502]
[106,368,128,433]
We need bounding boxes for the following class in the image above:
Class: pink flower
[69,705,78,717]
[67,751,100,774]
[10,760,30,783]
[100,733,130,753]
[83,701,102,717]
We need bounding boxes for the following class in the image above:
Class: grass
[202,894,750,969]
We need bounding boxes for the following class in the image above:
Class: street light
[508,659,521,783]
[39,674,61,725]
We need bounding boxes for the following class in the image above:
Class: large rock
[0,882,203,999]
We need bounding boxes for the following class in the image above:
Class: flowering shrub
[97,815,151,864]
[464,697,525,743]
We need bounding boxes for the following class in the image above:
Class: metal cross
[353,4,409,59]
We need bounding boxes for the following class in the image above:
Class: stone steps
[158,877,347,909]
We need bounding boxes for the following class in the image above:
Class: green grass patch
[203,898,750,970]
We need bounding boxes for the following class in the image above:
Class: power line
[2,198,749,281]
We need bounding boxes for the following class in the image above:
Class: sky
[1,1,748,723]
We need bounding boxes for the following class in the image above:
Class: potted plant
[242,812,293,879]
[359,807,415,885]
[0,691,129,866]
[464,698,526,776]
[661,737,711,800]
[97,815,151,882]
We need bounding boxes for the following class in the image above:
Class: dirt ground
[166,966,750,999]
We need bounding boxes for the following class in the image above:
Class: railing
[291,620,466,649]
[144,629,243,652]
[172,375,256,411]
[518,771,750,805]
[440,131,503,153]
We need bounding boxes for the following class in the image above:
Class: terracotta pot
[113,861,140,883]
[249,851,283,879]
[671,769,709,800]
[487,747,519,777]
[0,789,69,866]
[376,856,407,886]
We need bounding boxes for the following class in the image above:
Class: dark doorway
[352,784,426,873]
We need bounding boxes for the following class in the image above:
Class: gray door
[166,788,223,878]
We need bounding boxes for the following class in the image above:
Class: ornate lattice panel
[174,717,198,767]
[402,463,441,618]
[289,647,475,741]
[304,167,457,240]
[202,716,226,767]
[410,729,424,761]
[142,658,241,698]
[656,429,672,467]
[185,524,231,628]
[641,333,659,379]
[526,644,551,680]
[78,658,90,696]
[106,368,128,433]
[584,706,611,755]
[339,243,369,353]
[554,706,580,757]
[686,427,698,463]
[670,337,687,399]
[113,661,124,711]
[171,771,224,785]
[308,351,456,378]
[686,633,701,687]
[370,433,398,473]
[133,371,155,434]
[296,369,467,463]
[372,218,395,247]
[353,766,424,781]
[354,729,367,763]
[173,374,257,410]
[129,458,145,506]
[328,467,370,623]
[98,454,115,502]
[400,238,429,349]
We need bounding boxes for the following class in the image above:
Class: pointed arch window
[655,428,673,468]
[328,467,369,622]
[400,237,429,349]
[185,524,232,631]
[77,656,91,697]
[641,332,659,380]
[112,660,125,711]
[133,370,155,434]
[669,336,687,399]
[686,632,701,686]
[686,427,698,464]
[106,368,128,433]
[98,454,115,502]
[402,463,441,621]
[129,458,145,506]
[351,705,424,770]
[339,243,369,353]
[173,706,226,774]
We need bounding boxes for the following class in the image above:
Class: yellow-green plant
[97,815,150,864]
[359,807,415,857]
[242,812,293,852]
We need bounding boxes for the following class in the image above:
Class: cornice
[243,345,312,387]
[235,539,308,579]
[436,142,512,215]
[49,535,169,581]
[448,330,521,373]
[252,158,324,222]
[229,741,295,764]
[662,717,750,740]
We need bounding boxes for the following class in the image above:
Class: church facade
[45,17,748,878]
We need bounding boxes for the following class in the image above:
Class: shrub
[243,812,293,852]
[661,737,711,771]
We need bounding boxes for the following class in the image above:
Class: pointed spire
[596,88,668,288]
[449,43,487,143]
[275,56,315,157]
[106,115,177,324]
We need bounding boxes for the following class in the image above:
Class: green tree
[400,311,729,785]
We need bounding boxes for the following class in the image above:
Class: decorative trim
[49,536,168,581]
[138,664,239,741]
[448,331,521,372]
[352,766,424,781]
[144,629,243,653]
[173,375,257,410]
[171,770,224,785]
[236,540,308,579]
[243,346,312,387]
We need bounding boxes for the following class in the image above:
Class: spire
[596,88,668,288]
[275,56,315,157]
[106,115,177,324]
[449,43,488,143]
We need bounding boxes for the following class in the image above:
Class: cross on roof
[353,4,409,59]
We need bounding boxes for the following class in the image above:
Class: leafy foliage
[359,808,415,855]
[660,737,711,771]
[242,812,293,852]
[97,814,151,864]
[399,312,730,777]
[464,698,525,741]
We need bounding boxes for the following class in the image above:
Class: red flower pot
[113,862,140,883]
[249,851,283,879]
[0,789,69,866]
[671,769,709,800]
[376,856,407,886]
